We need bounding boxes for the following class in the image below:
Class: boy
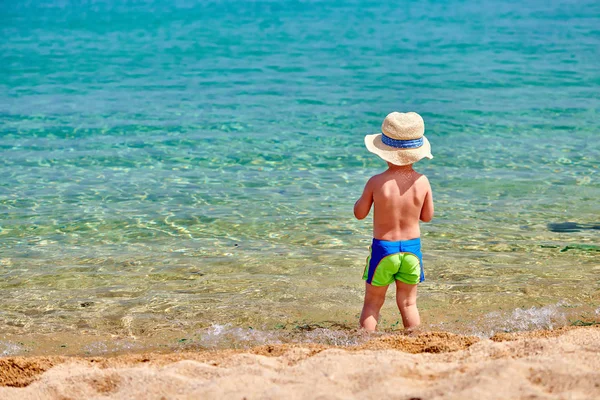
[354,111,434,332]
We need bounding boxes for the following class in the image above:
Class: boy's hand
[419,177,434,222]
[354,178,373,220]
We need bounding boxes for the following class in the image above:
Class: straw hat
[364,112,433,166]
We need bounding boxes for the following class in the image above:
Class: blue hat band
[381,134,424,149]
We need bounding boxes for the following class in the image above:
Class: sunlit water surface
[1,0,599,355]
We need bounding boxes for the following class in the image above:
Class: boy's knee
[363,301,384,313]
[398,296,417,309]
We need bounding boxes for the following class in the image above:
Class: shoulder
[367,172,387,187]
[414,173,431,188]
[362,175,376,193]
[416,173,429,183]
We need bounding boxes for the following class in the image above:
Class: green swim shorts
[362,238,424,286]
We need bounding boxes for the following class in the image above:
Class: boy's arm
[420,177,434,222]
[354,178,374,220]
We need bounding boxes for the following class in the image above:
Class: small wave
[198,324,283,349]
[82,339,142,355]
[0,341,23,357]
[196,324,370,349]
[470,301,570,338]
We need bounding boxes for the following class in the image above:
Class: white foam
[0,341,23,357]
[473,302,569,337]
[504,303,567,331]
[299,328,366,347]
[196,324,368,349]
[82,339,142,355]
[198,324,282,349]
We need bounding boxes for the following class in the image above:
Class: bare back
[354,164,433,241]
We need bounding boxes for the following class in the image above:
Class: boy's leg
[359,283,388,332]
[395,281,420,329]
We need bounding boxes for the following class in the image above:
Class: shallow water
[1,0,599,355]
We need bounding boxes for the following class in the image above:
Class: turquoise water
[1,0,599,355]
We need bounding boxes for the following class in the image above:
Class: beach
[1,326,599,399]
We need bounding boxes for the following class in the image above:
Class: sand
[1,326,598,400]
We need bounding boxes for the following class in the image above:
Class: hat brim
[364,134,433,166]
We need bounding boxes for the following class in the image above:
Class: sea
[1,0,599,356]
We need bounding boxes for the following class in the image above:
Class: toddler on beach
[354,112,434,332]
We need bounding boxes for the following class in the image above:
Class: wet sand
[1,326,598,399]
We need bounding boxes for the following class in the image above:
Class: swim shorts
[362,238,425,286]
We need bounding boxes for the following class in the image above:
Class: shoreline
[2,325,598,399]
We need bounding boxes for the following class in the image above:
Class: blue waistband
[372,237,421,251]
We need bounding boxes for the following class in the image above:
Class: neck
[386,162,413,172]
